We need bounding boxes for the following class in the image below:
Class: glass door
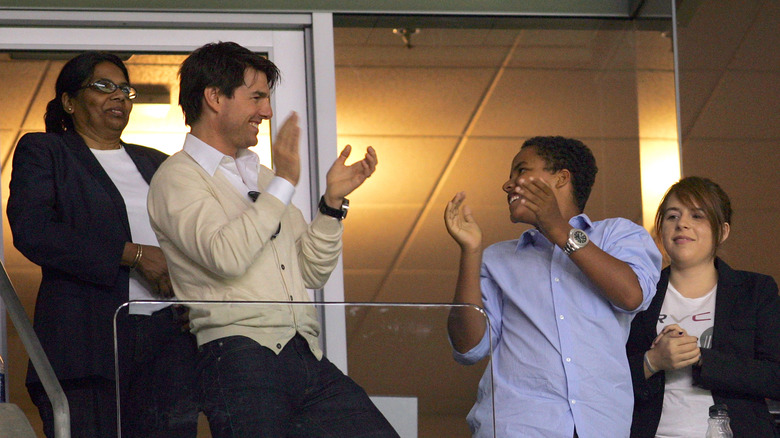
[0,16,352,435]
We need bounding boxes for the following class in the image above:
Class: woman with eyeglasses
[626,176,780,437]
[7,52,199,437]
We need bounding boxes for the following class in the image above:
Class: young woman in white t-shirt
[626,176,780,438]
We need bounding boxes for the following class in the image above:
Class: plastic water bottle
[705,404,733,438]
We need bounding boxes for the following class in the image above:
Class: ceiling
[329,0,780,310]
[0,0,777,435]
[333,22,668,306]
[0,18,670,436]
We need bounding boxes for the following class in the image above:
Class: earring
[66,107,73,113]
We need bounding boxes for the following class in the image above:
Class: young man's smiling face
[502,146,557,224]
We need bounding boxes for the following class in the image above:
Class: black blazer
[7,131,167,383]
[626,258,780,437]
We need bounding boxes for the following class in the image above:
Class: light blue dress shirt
[454,214,662,438]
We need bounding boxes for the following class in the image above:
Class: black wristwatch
[318,196,349,220]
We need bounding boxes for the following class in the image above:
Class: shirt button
[571,400,576,404]
[566,357,571,362]
[281,264,285,270]
[559,315,564,320]
[277,343,282,349]
[555,278,560,282]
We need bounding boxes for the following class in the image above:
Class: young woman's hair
[655,176,732,253]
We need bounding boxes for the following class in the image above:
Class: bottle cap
[709,403,729,417]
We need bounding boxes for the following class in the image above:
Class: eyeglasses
[79,79,137,99]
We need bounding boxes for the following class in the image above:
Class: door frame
[0,10,350,379]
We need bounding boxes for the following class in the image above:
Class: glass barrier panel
[114,301,494,438]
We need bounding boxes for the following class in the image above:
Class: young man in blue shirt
[444,136,662,438]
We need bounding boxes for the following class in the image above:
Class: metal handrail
[0,260,70,438]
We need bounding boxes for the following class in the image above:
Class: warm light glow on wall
[122,103,272,167]
[639,139,680,229]
[636,69,680,231]
[132,103,170,120]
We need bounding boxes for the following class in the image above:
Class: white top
[90,146,167,315]
[655,282,717,438]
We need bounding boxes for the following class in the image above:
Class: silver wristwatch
[562,228,589,255]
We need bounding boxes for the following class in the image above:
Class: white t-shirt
[91,146,167,315]
[655,282,716,438]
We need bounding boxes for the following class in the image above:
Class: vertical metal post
[671,0,684,175]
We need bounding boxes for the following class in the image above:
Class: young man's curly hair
[521,136,598,213]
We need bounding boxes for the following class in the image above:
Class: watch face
[572,230,588,245]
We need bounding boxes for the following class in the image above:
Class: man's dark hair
[179,41,280,126]
[521,136,598,213]
[45,51,130,134]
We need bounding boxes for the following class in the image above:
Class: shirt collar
[182,133,259,176]
[183,133,224,176]
[516,213,594,250]
[570,213,593,230]
[235,147,260,168]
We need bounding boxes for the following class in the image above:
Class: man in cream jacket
[148,41,397,438]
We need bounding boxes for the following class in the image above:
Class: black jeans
[29,305,200,438]
[120,305,200,438]
[198,334,399,438]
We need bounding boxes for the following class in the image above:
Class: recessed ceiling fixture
[392,28,419,49]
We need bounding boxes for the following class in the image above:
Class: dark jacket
[7,131,167,383]
[626,258,780,437]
